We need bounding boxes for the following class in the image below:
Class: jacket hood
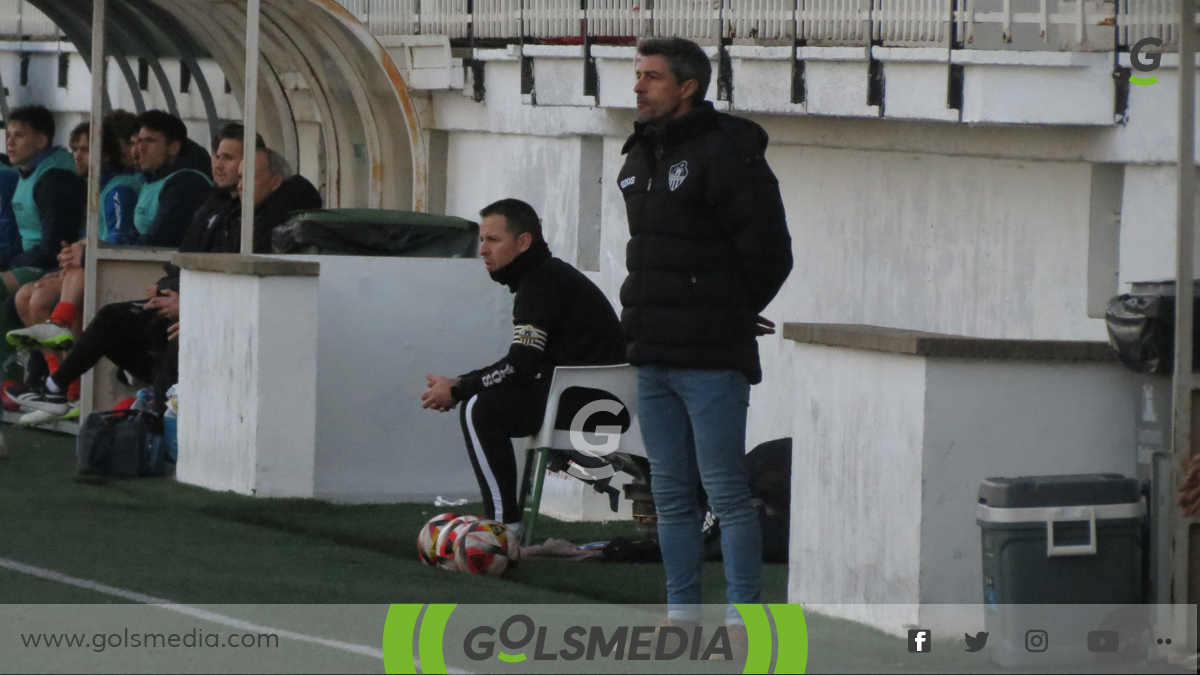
[143,138,212,183]
[176,138,214,176]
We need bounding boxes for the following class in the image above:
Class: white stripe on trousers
[464,394,505,523]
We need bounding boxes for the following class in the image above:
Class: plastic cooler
[976,474,1145,666]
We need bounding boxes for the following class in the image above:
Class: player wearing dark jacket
[178,173,321,254]
[616,37,792,630]
[422,199,624,528]
[452,244,625,401]
[618,100,792,384]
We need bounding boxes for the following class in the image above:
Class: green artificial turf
[1,427,1190,674]
[0,426,786,607]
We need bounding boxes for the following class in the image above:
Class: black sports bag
[76,410,173,477]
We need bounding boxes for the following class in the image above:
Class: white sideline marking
[0,557,383,660]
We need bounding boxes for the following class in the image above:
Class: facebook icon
[908,629,932,653]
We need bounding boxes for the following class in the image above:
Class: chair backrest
[532,364,645,459]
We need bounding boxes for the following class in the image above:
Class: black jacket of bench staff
[617,101,792,385]
[453,240,625,402]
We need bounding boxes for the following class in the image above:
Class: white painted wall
[766,146,1104,341]
[178,257,519,503]
[786,343,927,632]
[782,338,1142,637]
[920,359,1141,608]
[177,269,319,498]
[1119,164,1200,286]
[445,132,584,267]
[286,256,516,503]
[178,271,261,495]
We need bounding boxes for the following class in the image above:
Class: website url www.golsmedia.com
[20,628,279,652]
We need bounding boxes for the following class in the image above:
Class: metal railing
[0,0,61,40]
[335,0,1150,50]
[0,0,1189,50]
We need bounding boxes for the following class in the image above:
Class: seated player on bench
[421,198,625,533]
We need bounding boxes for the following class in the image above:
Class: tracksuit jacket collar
[623,100,720,155]
[489,239,551,292]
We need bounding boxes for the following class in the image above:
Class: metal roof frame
[23,0,425,214]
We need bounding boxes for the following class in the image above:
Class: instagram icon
[1024,630,1048,652]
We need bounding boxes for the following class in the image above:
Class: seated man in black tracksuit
[422,198,624,531]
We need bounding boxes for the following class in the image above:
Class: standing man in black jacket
[422,198,624,532]
[618,37,793,632]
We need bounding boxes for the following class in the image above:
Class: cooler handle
[1045,506,1098,557]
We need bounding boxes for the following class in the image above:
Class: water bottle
[163,385,179,464]
[165,384,178,415]
[130,388,153,412]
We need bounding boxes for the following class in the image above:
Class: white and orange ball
[417,512,462,566]
[453,520,521,576]
[433,515,480,570]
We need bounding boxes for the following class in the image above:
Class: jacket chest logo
[668,161,689,191]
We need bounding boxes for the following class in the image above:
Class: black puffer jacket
[617,101,793,384]
[176,174,322,255]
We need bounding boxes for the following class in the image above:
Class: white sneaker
[6,322,73,351]
[18,408,61,426]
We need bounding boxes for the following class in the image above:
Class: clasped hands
[422,374,460,412]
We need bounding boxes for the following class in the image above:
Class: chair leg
[517,446,537,516]
[522,448,551,546]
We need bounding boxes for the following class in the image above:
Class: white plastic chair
[516,364,643,543]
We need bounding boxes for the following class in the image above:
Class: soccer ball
[453,520,520,576]
[433,515,480,570]
[417,512,461,566]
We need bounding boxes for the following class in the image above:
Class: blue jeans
[637,365,761,624]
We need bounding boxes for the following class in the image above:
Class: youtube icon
[1087,631,1119,653]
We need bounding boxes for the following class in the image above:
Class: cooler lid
[978,474,1140,508]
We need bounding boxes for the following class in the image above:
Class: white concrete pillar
[174,254,319,497]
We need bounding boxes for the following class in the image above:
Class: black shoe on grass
[5,381,70,416]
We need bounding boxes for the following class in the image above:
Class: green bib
[98,172,144,241]
[11,147,76,250]
[133,168,212,236]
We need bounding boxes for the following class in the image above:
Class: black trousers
[459,386,549,524]
[52,300,177,408]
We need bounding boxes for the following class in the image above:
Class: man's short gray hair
[637,37,712,105]
[258,148,294,180]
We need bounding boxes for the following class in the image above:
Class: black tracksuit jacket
[452,241,625,402]
[617,101,793,384]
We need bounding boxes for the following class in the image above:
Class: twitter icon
[965,632,989,652]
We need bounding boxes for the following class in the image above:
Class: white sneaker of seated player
[18,409,61,426]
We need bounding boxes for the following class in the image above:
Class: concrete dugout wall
[176,255,514,502]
